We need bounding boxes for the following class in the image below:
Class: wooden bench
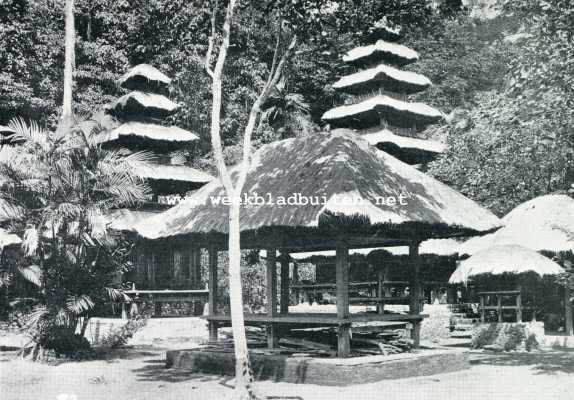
[123,289,209,318]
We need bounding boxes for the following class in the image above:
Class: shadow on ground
[132,357,222,384]
[472,349,574,375]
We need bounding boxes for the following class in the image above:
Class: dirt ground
[1,315,574,400]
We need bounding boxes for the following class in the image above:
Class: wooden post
[208,245,218,342]
[292,261,300,304]
[565,286,573,335]
[266,248,278,348]
[497,295,503,323]
[336,241,350,357]
[280,255,290,315]
[377,266,384,315]
[480,295,485,323]
[516,286,522,323]
[409,242,421,348]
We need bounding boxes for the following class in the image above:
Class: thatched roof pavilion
[136,130,499,247]
[135,130,499,356]
[457,194,574,255]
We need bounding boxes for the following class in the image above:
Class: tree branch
[236,34,298,192]
[209,0,237,194]
[204,0,219,79]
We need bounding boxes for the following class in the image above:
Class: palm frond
[8,117,48,148]
[22,227,39,256]
[18,265,43,287]
[22,305,49,331]
[66,295,95,315]
[104,287,130,302]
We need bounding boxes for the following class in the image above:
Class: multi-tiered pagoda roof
[322,20,445,165]
[101,64,213,199]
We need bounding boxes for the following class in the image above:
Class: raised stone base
[166,347,470,386]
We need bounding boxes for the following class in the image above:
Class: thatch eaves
[118,64,171,91]
[333,64,432,95]
[322,95,444,130]
[106,91,179,119]
[449,244,564,284]
[0,228,21,249]
[362,129,445,164]
[134,164,214,184]
[135,130,500,247]
[95,122,199,145]
[343,40,419,67]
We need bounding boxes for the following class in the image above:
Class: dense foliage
[0,118,153,358]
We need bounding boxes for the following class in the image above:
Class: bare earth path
[1,317,574,400]
[1,348,574,400]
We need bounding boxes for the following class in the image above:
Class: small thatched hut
[449,244,565,325]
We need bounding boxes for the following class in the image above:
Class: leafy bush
[99,314,149,349]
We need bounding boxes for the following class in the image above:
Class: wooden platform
[166,347,470,385]
[204,312,426,327]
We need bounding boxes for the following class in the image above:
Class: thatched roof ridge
[106,91,179,118]
[95,122,199,145]
[343,40,419,66]
[333,64,431,94]
[362,129,446,155]
[368,19,402,41]
[449,244,564,284]
[134,164,214,184]
[118,64,171,90]
[457,194,574,255]
[135,130,501,241]
[322,95,444,129]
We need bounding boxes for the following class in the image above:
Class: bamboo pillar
[280,255,290,314]
[497,295,503,323]
[336,241,350,357]
[266,248,278,348]
[377,266,384,315]
[409,242,421,348]
[565,286,573,336]
[293,261,300,304]
[516,286,522,323]
[208,245,218,342]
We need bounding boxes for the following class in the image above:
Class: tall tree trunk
[228,202,256,398]
[62,0,75,121]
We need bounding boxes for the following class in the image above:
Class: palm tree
[0,117,153,360]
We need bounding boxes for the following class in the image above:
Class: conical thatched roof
[135,130,500,244]
[333,64,432,94]
[343,40,419,66]
[95,122,199,145]
[106,91,179,119]
[118,64,171,91]
[457,194,574,255]
[449,244,564,284]
[322,95,444,129]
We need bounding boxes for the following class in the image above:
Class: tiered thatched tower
[101,64,212,204]
[99,64,213,296]
[322,20,445,166]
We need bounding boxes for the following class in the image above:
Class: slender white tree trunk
[204,2,296,398]
[62,0,75,120]
[228,202,256,399]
